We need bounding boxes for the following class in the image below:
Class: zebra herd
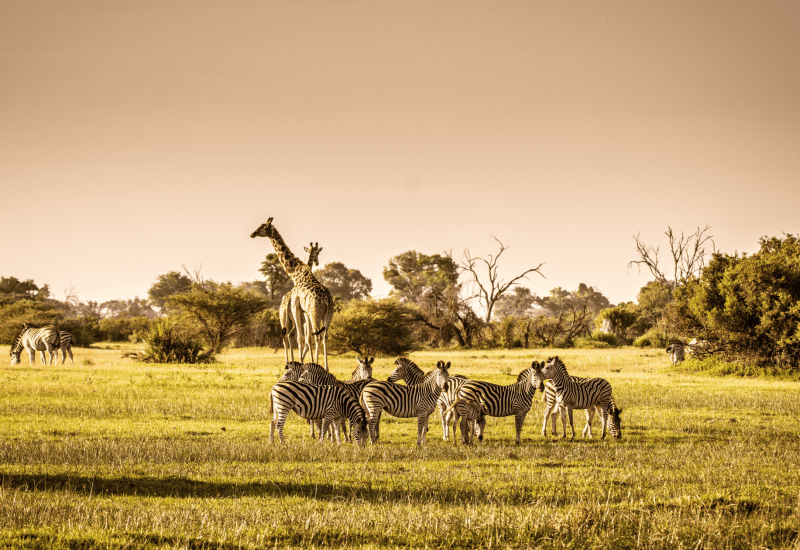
[269,355,622,446]
[9,324,74,366]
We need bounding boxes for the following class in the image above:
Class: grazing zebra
[447,361,541,445]
[10,324,61,365]
[666,342,685,365]
[298,360,374,441]
[360,360,451,445]
[532,356,622,440]
[269,381,367,445]
[38,331,74,365]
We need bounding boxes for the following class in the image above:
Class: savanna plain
[0,346,798,549]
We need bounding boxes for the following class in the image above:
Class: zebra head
[609,403,623,439]
[10,352,21,365]
[249,217,274,239]
[387,357,418,382]
[353,356,374,380]
[279,361,304,381]
[433,360,451,389]
[350,416,368,447]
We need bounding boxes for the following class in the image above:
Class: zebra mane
[9,330,25,355]
[300,363,338,385]
[389,357,425,384]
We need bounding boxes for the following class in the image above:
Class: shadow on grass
[1,472,528,504]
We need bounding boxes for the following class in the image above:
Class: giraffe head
[304,242,323,268]
[250,218,274,239]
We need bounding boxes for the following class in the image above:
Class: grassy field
[0,345,798,549]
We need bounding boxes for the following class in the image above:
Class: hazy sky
[2,1,798,313]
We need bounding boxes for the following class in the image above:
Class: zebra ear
[368,356,374,365]
[444,361,451,370]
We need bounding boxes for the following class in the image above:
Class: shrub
[233,308,282,348]
[97,316,154,342]
[591,330,618,346]
[574,337,611,349]
[0,300,64,344]
[631,336,652,348]
[328,298,416,356]
[125,320,215,364]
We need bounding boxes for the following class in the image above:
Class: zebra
[278,361,305,381]
[447,361,542,445]
[666,342,685,365]
[10,324,61,365]
[540,374,589,437]
[37,331,74,365]
[531,356,622,439]
[360,360,451,445]
[269,381,367,445]
[437,375,478,441]
[299,359,374,441]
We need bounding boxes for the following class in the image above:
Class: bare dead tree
[461,237,545,323]
[628,226,714,289]
[63,285,80,306]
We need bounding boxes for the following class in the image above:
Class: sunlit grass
[0,344,798,548]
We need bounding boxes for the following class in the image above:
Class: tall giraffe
[279,242,322,363]
[251,219,335,370]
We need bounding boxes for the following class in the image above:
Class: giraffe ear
[304,247,309,253]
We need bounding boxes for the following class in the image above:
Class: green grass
[0,345,798,549]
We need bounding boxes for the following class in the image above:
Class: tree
[0,277,50,305]
[493,287,537,319]
[328,298,416,356]
[596,303,639,340]
[383,251,459,304]
[667,234,800,370]
[99,297,156,319]
[148,271,193,312]
[461,237,544,322]
[635,280,673,330]
[258,253,293,308]
[167,283,269,354]
[0,299,64,344]
[629,226,714,290]
[315,262,372,301]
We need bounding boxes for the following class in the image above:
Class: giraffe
[251,218,335,370]
[279,242,322,363]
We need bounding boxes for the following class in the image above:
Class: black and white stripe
[540,375,587,436]
[42,331,74,365]
[437,375,476,441]
[279,361,305,382]
[449,361,541,445]
[666,342,685,365]
[532,356,622,439]
[10,324,61,366]
[268,381,367,445]
[360,360,450,445]
[387,357,430,385]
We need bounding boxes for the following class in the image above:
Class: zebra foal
[10,324,61,365]
[361,360,451,445]
[269,381,367,445]
[532,356,622,439]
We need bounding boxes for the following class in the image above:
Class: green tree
[383,251,459,304]
[493,287,537,319]
[668,234,800,369]
[258,254,293,308]
[148,271,193,312]
[316,262,372,301]
[0,299,64,344]
[328,298,416,356]
[167,283,269,354]
[596,303,639,340]
[0,277,50,305]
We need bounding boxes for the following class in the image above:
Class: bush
[125,320,215,364]
[574,337,611,349]
[233,309,282,348]
[328,298,416,356]
[591,330,618,346]
[0,300,64,344]
[97,316,154,342]
[631,336,652,348]
[669,234,800,370]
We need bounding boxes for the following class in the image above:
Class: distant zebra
[269,381,367,445]
[360,360,451,445]
[349,356,374,381]
[10,324,61,365]
[666,342,685,365]
[39,331,74,365]
[532,356,622,439]
[447,361,541,445]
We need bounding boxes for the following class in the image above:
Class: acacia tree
[461,237,545,323]
[167,283,269,354]
[629,226,714,290]
[315,262,372,302]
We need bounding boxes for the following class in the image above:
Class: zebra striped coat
[361,360,450,445]
[299,360,374,441]
[37,331,74,365]
[449,361,541,445]
[269,381,367,445]
[437,375,481,442]
[666,343,685,365]
[10,325,61,365]
[532,356,622,439]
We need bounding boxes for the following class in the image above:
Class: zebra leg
[40,351,47,364]
[550,409,559,436]
[567,407,576,440]
[600,407,609,440]
[514,413,526,445]
[439,402,450,441]
[28,349,36,365]
[66,347,73,365]
[541,402,555,436]
[583,407,596,438]
[417,414,429,446]
[366,407,381,444]
[459,416,472,445]
[451,406,461,446]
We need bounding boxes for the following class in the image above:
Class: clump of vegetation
[632,327,670,348]
[125,320,215,364]
[328,298,416,356]
[574,330,617,349]
[668,234,800,371]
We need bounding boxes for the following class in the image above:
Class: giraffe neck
[267,227,309,282]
